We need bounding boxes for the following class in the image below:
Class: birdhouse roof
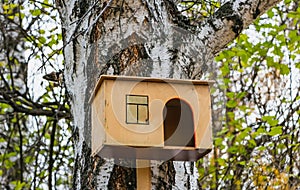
[89,75,214,103]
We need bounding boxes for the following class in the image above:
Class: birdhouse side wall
[91,82,106,156]
[195,85,213,149]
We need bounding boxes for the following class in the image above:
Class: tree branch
[199,0,282,56]
[1,92,70,119]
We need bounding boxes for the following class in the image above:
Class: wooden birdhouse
[90,75,213,161]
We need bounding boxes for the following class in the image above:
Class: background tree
[0,0,72,189]
[0,0,299,189]
[200,1,300,188]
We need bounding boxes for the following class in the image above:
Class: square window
[126,95,149,124]
[127,105,137,123]
[138,105,148,123]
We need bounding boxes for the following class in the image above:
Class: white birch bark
[56,0,282,189]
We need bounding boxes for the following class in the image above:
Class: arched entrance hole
[163,99,195,147]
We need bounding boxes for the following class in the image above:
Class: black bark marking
[215,2,234,19]
[75,142,107,189]
[72,141,93,189]
[207,18,219,31]
[214,2,244,36]
[72,38,78,78]
[81,142,92,189]
[91,157,106,188]
[73,0,90,18]
[143,1,157,21]
[72,151,80,189]
[85,45,101,147]
[163,0,196,30]
[55,0,66,8]
[155,161,175,190]
[104,37,153,76]
[253,0,262,19]
[230,15,244,36]
[168,48,179,62]
[108,160,136,190]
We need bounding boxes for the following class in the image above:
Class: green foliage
[178,0,221,24]
[0,0,73,189]
[198,1,300,189]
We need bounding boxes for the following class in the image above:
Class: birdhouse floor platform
[95,144,212,161]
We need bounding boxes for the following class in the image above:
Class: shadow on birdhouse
[90,75,213,161]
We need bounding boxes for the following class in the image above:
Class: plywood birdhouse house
[90,75,213,161]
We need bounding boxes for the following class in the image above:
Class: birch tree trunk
[56,0,281,189]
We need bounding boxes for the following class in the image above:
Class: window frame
[126,94,149,125]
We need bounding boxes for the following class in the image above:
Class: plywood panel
[97,145,212,161]
[104,80,163,147]
[91,75,213,157]
[92,82,106,156]
[195,85,212,149]
[136,160,151,190]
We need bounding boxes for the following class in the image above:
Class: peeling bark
[56,0,282,189]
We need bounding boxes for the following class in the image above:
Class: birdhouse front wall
[104,79,165,147]
[91,76,213,158]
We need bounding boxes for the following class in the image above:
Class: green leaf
[252,127,266,138]
[56,177,64,185]
[267,10,274,18]
[42,0,51,8]
[227,112,235,119]
[39,29,45,34]
[25,156,32,164]
[236,92,247,99]
[217,158,226,166]
[248,139,257,148]
[269,120,278,127]
[11,181,26,190]
[8,15,15,20]
[257,146,266,151]
[226,100,238,108]
[268,126,282,136]
[226,92,235,98]
[38,36,47,44]
[2,4,9,11]
[214,137,223,146]
[215,52,225,61]
[57,33,62,40]
[221,64,230,76]
[217,128,228,136]
[4,159,15,169]
[280,64,290,75]
[262,116,278,126]
[6,152,17,158]
[30,9,42,16]
[238,161,246,166]
[45,133,51,139]
[228,146,238,154]
[236,130,248,142]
